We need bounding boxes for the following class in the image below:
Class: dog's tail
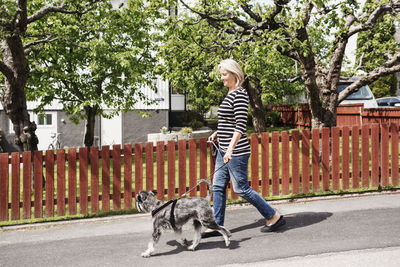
[198,179,213,201]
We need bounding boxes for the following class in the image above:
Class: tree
[175,0,400,128]
[159,3,304,132]
[0,0,100,151]
[27,0,158,147]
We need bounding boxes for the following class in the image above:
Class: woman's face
[219,68,237,89]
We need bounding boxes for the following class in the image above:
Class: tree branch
[240,1,262,22]
[338,53,400,102]
[27,1,101,24]
[0,61,14,82]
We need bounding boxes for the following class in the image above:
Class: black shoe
[260,216,286,233]
[201,231,222,238]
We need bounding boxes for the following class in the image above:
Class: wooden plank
[352,126,360,189]
[178,139,187,197]
[124,144,133,210]
[321,128,330,191]
[332,127,340,190]
[156,141,165,200]
[11,153,20,220]
[22,152,31,219]
[271,132,280,195]
[79,147,89,214]
[145,142,154,191]
[311,128,320,192]
[390,123,399,186]
[34,150,43,218]
[291,130,300,194]
[199,138,208,198]
[45,150,55,218]
[167,141,175,200]
[189,138,197,197]
[342,126,350,190]
[90,147,99,213]
[371,124,380,187]
[57,149,66,216]
[101,146,110,212]
[209,142,215,201]
[251,134,259,192]
[380,124,389,187]
[68,148,77,215]
[302,129,310,193]
[361,125,370,188]
[282,131,290,195]
[134,143,143,196]
[112,145,121,211]
[261,132,269,197]
[0,153,9,221]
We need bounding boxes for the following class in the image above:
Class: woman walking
[202,59,285,237]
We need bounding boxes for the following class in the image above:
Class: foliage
[26,0,159,124]
[179,127,193,134]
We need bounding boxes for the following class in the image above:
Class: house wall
[122,110,168,144]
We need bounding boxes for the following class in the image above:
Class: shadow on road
[229,211,333,234]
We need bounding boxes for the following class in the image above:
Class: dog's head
[135,190,159,213]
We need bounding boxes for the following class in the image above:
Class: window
[38,113,53,126]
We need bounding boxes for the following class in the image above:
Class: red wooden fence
[1,123,400,222]
[273,104,400,128]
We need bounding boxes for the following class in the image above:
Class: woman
[203,59,285,237]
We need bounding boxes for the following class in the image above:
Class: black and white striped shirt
[217,88,251,156]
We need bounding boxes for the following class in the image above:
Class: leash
[179,141,230,198]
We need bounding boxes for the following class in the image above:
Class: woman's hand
[223,149,232,163]
[208,132,218,143]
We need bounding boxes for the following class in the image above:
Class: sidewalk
[1,191,400,267]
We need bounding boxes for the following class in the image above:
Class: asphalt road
[1,192,400,267]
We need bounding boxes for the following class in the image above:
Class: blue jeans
[212,150,276,226]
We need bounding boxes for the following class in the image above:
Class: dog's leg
[141,229,161,258]
[203,221,231,247]
[174,228,189,247]
[188,220,202,251]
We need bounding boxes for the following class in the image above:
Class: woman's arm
[223,131,241,163]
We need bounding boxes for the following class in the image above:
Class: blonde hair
[218,59,244,87]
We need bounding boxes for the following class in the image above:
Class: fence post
[321,128,330,191]
[156,141,165,200]
[145,142,154,191]
[352,126,360,189]
[311,128,320,192]
[332,127,340,191]
[250,133,259,192]
[112,145,121,211]
[134,143,143,197]
[68,148,77,215]
[0,153,9,221]
[101,146,110,212]
[11,152,20,220]
[301,129,310,193]
[57,149,66,216]
[282,131,290,195]
[342,126,350,190]
[167,141,175,200]
[380,124,389,187]
[271,132,280,195]
[390,123,399,186]
[178,139,186,196]
[34,150,43,218]
[90,147,99,213]
[291,130,300,194]
[22,151,31,219]
[124,144,133,210]
[361,125,370,188]
[199,138,208,198]
[371,124,380,187]
[261,132,269,197]
[45,150,55,218]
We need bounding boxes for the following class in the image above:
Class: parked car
[376,96,400,107]
[338,78,378,108]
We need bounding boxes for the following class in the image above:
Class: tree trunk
[243,77,266,133]
[1,37,39,152]
[83,106,98,147]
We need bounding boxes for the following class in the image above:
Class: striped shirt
[217,88,251,156]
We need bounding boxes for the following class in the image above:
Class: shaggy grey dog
[136,190,231,257]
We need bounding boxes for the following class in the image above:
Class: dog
[136,189,231,257]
